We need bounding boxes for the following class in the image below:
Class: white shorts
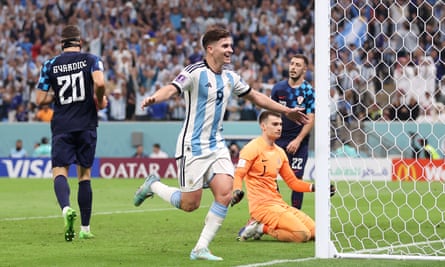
[176,147,234,192]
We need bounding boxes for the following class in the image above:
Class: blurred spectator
[0,86,11,122]
[9,139,27,158]
[330,86,340,148]
[417,55,437,96]
[337,90,353,124]
[108,88,126,121]
[0,0,442,126]
[367,103,383,121]
[358,55,377,104]
[168,94,186,121]
[132,144,148,158]
[228,142,240,166]
[239,99,258,121]
[33,137,51,157]
[148,101,169,120]
[225,97,241,121]
[27,102,37,122]
[147,82,169,120]
[134,86,151,121]
[187,43,203,64]
[436,77,445,105]
[330,87,339,123]
[418,91,437,119]
[149,143,168,158]
[14,103,28,122]
[9,85,24,120]
[418,138,441,160]
[35,104,53,122]
[125,65,138,120]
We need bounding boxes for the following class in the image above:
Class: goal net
[314,0,445,260]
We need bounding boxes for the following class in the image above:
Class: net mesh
[329,0,445,257]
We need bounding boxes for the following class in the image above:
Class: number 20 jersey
[37,51,104,134]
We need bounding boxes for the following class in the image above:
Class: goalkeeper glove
[230,189,244,207]
[330,184,336,197]
[311,184,336,197]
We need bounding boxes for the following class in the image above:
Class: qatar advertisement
[0,158,176,179]
[1,157,444,181]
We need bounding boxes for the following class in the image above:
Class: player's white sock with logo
[194,201,227,250]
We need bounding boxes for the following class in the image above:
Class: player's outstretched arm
[243,89,309,125]
[141,84,178,110]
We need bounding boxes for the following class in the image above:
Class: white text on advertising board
[100,161,177,178]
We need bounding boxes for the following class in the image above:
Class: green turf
[0,178,443,267]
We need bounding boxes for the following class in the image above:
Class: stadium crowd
[330,0,445,124]
[0,0,444,125]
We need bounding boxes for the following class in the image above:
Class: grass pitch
[0,178,443,267]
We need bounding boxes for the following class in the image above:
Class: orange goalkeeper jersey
[233,137,313,213]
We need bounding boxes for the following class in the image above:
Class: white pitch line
[0,206,192,221]
[234,257,316,267]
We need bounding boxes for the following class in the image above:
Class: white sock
[81,225,90,232]
[193,203,226,251]
[151,181,179,203]
[62,206,70,216]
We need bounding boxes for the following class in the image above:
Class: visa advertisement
[1,157,444,181]
[0,158,177,179]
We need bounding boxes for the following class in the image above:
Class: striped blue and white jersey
[171,60,250,157]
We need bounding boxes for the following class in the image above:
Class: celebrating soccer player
[133,24,309,261]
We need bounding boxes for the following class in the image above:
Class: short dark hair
[201,25,230,50]
[61,25,81,41]
[258,110,281,123]
[61,25,81,49]
[153,143,161,148]
[291,54,309,65]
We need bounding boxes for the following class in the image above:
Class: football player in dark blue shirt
[271,54,315,209]
[36,25,107,241]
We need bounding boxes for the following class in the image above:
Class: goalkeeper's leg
[262,205,314,242]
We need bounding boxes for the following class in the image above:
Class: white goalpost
[314,0,333,259]
[315,0,445,261]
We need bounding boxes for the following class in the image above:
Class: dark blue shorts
[277,141,309,178]
[52,129,97,168]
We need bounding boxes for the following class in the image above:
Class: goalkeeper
[231,110,335,242]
